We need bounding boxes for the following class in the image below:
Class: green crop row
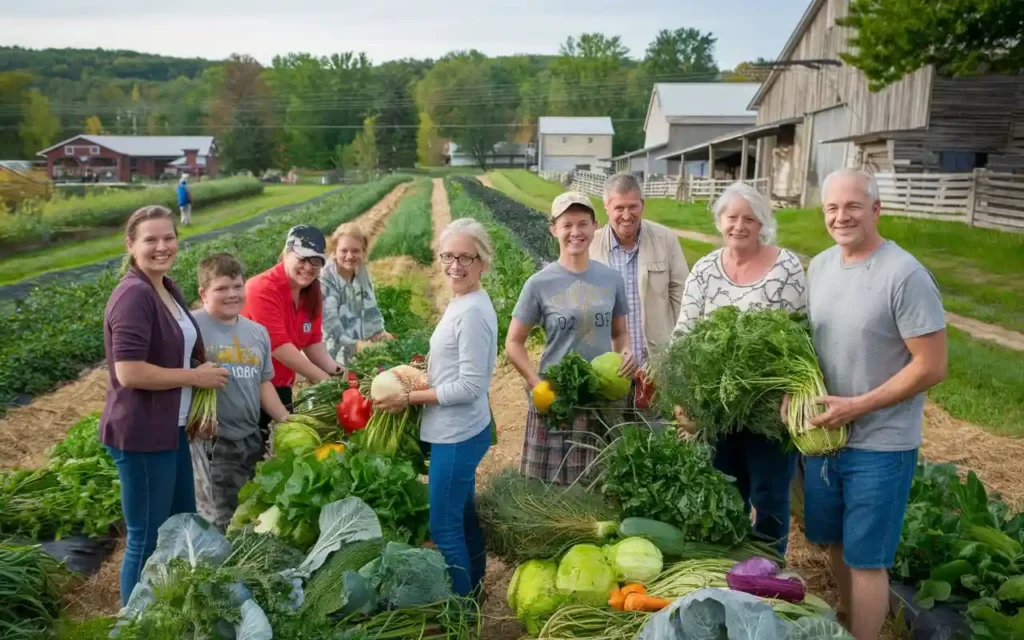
[0,175,411,411]
[0,176,265,249]
[445,178,538,350]
[369,180,434,266]
[451,176,557,264]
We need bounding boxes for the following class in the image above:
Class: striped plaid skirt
[520,405,606,486]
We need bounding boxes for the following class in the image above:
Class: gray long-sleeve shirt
[419,289,498,444]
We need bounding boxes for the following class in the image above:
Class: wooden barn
[36,135,219,183]
[668,0,1024,207]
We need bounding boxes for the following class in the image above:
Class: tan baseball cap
[550,191,595,221]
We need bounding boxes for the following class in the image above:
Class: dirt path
[673,227,721,245]
[429,178,453,313]
[476,174,493,188]
[360,182,412,252]
[944,312,1024,351]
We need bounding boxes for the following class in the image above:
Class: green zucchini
[618,517,688,555]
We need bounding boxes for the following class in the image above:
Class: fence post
[965,168,983,227]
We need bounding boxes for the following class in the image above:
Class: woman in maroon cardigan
[100,205,228,604]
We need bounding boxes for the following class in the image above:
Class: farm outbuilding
[536,117,614,172]
[36,135,219,183]
[678,0,1024,207]
[622,83,760,179]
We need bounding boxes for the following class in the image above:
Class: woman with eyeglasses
[241,225,345,446]
[374,219,498,599]
[320,222,394,366]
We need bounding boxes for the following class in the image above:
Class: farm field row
[0,177,411,416]
[488,169,1024,437]
[0,184,337,285]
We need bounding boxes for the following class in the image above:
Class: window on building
[65,147,73,156]
[938,151,988,172]
[562,137,567,143]
[90,146,100,155]
[588,137,593,144]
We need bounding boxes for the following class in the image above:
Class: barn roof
[748,0,829,108]
[37,135,216,158]
[651,83,761,119]
[538,117,615,136]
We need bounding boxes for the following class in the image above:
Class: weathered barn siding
[754,0,932,137]
[891,75,1024,172]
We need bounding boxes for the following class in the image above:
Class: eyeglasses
[290,250,325,268]
[439,253,479,266]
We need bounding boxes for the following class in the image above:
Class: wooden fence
[537,170,571,185]
[685,176,771,206]
[564,170,681,199]
[875,169,1024,232]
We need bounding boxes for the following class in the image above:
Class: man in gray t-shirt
[190,254,290,531]
[802,169,947,640]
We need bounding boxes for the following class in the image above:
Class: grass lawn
[0,185,334,284]
[774,209,1024,333]
[935,327,1024,437]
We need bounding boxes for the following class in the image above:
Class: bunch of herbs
[600,426,751,545]
[543,351,602,430]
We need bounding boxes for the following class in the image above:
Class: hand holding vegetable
[374,392,410,415]
[810,395,863,429]
[372,331,396,342]
[355,340,374,353]
[193,362,229,389]
[673,405,697,434]
[617,349,639,379]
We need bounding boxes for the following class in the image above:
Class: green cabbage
[591,352,631,401]
[556,544,617,607]
[603,537,664,584]
[507,559,563,634]
[271,422,322,457]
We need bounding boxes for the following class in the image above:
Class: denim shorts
[803,448,918,569]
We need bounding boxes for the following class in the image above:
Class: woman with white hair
[672,181,806,554]
[375,218,498,599]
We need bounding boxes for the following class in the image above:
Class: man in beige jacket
[589,172,689,366]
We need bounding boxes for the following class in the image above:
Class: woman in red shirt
[241,225,345,443]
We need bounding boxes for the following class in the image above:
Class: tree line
[1,0,1019,174]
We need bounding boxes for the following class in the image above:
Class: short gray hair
[822,168,880,204]
[439,218,494,270]
[603,172,643,200]
[711,182,777,246]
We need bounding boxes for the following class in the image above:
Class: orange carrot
[620,583,647,597]
[608,588,626,611]
[623,592,672,612]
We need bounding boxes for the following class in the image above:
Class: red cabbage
[730,556,780,577]
[726,556,806,603]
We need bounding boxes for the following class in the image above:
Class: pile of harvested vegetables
[482,426,854,639]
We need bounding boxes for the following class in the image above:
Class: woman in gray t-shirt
[506,192,637,486]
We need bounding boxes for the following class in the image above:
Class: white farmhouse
[536,117,614,172]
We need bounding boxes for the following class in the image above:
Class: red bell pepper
[635,370,655,411]
[337,373,373,434]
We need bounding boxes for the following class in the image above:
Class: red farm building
[36,135,219,183]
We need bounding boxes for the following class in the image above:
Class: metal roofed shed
[36,135,219,182]
[537,117,615,172]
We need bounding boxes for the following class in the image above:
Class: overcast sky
[3,0,807,69]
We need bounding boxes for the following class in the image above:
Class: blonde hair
[327,222,369,255]
[439,218,494,270]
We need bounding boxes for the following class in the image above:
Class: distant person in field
[320,223,394,366]
[177,176,192,226]
[590,172,689,365]
[190,253,291,531]
[100,205,228,604]
[506,191,638,486]
[241,225,346,449]
[374,218,499,599]
[671,182,807,556]
[797,168,947,640]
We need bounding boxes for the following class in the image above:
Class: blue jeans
[712,431,798,555]
[428,424,491,597]
[105,428,196,605]
[804,448,918,569]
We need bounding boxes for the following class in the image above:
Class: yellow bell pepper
[531,381,556,415]
[315,442,346,461]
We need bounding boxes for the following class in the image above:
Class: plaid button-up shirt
[608,227,645,365]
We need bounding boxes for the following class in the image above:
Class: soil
[429,178,453,313]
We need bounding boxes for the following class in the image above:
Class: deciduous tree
[19,89,60,156]
[210,54,278,175]
[643,28,719,79]
[839,0,1024,90]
